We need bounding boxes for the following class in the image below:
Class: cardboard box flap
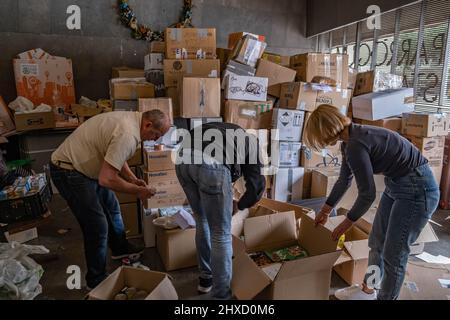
[334,250,353,266]
[231,251,272,300]
[243,211,297,252]
[257,198,312,221]
[146,276,178,300]
[343,239,369,261]
[276,250,342,282]
[415,222,438,244]
[298,212,342,256]
[232,235,247,254]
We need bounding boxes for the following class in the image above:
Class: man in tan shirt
[50,110,170,289]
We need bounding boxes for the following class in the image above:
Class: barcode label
[20,63,39,76]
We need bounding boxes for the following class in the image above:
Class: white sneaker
[335,284,377,300]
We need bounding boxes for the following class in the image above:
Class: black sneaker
[111,242,144,260]
[197,277,213,294]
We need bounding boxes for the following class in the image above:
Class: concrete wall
[307,0,419,36]
[0,0,314,103]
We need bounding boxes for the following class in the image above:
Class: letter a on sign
[66,5,81,30]
[66,265,81,290]
[367,5,381,30]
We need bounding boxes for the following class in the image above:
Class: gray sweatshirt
[326,123,428,222]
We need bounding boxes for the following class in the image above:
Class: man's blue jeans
[363,163,440,300]
[49,163,128,288]
[176,163,233,300]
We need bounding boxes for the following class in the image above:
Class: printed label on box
[20,64,39,76]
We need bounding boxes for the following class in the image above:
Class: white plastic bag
[8,96,34,113]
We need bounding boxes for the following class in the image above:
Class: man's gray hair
[142,109,168,129]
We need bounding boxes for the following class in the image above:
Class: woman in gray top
[303,104,440,300]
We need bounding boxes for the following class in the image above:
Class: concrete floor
[27,195,450,300]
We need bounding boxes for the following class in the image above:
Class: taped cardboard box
[181,77,221,118]
[165,28,216,60]
[231,209,342,300]
[149,41,165,54]
[332,223,369,285]
[351,88,415,121]
[399,261,450,300]
[156,227,197,271]
[141,169,187,209]
[402,112,448,138]
[228,32,266,49]
[290,53,349,89]
[262,53,290,67]
[164,59,220,88]
[230,36,267,68]
[404,135,445,185]
[0,96,15,135]
[311,167,341,198]
[144,53,164,71]
[221,60,256,89]
[112,67,145,79]
[357,117,403,133]
[316,87,351,116]
[255,59,296,97]
[224,75,268,102]
[110,78,155,100]
[279,82,318,111]
[353,70,403,97]
[271,108,305,142]
[143,147,177,172]
[13,49,76,109]
[271,167,304,202]
[223,100,273,129]
[138,98,173,124]
[301,142,342,168]
[87,266,178,300]
[271,141,301,168]
[14,111,55,131]
[120,202,140,238]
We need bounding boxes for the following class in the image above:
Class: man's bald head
[141,109,171,141]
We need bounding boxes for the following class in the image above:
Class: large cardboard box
[112,67,145,78]
[271,108,305,142]
[351,88,415,121]
[14,111,55,131]
[279,82,318,111]
[224,75,268,102]
[262,52,290,67]
[87,266,178,300]
[156,227,197,271]
[143,147,176,172]
[399,262,450,300]
[353,70,403,97]
[231,208,342,300]
[110,79,155,100]
[404,135,445,185]
[180,78,221,118]
[311,167,341,198]
[165,28,216,59]
[301,142,342,168]
[141,169,187,210]
[13,50,76,109]
[290,53,349,89]
[120,202,140,238]
[144,53,164,71]
[316,88,351,116]
[271,141,301,168]
[358,117,403,133]
[271,167,304,202]
[163,59,220,87]
[0,96,15,135]
[223,100,273,129]
[333,224,369,285]
[401,112,448,138]
[231,36,267,68]
[221,60,256,89]
[138,98,173,124]
[149,41,165,54]
[228,32,266,49]
[255,59,296,97]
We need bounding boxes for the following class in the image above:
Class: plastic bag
[152,216,179,230]
[0,242,49,300]
[8,96,34,113]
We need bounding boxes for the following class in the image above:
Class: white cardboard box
[271,141,302,168]
[352,88,415,121]
[224,75,268,102]
[271,167,304,202]
[272,108,305,142]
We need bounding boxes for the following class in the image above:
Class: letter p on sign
[367,5,381,30]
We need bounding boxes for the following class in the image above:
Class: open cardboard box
[231,199,343,300]
[87,266,178,300]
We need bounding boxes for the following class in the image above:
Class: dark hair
[142,109,168,129]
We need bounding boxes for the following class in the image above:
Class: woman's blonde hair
[303,104,351,150]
